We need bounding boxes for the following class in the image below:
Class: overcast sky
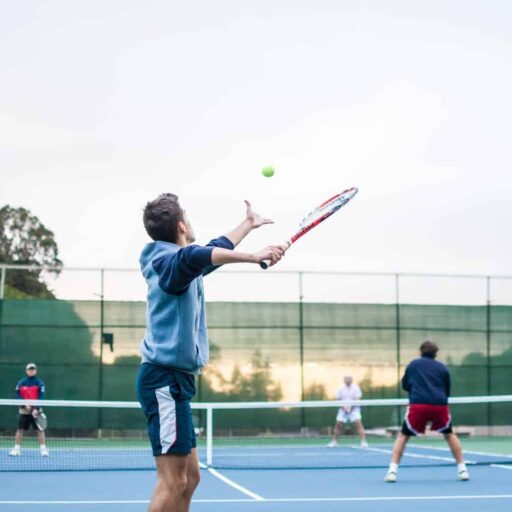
[1,1,511,282]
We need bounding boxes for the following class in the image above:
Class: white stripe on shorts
[155,386,176,453]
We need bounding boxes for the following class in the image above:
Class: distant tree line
[0,205,61,298]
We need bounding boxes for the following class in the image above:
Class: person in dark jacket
[385,341,468,482]
[9,363,48,457]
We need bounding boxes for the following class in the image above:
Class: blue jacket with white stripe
[139,236,233,374]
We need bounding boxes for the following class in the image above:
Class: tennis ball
[262,166,275,178]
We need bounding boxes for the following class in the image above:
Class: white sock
[457,463,467,472]
[40,445,47,451]
[389,462,398,473]
[14,444,20,450]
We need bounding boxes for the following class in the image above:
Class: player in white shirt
[327,376,368,448]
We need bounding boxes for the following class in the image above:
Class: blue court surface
[1,464,511,512]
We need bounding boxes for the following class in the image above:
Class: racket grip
[259,241,291,270]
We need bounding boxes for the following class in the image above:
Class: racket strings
[299,188,356,228]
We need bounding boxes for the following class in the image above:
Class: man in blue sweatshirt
[385,341,469,482]
[136,193,285,512]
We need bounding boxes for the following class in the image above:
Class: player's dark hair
[143,193,184,243]
[420,340,439,359]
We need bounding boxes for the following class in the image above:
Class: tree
[304,382,327,400]
[0,205,62,298]
[228,350,282,401]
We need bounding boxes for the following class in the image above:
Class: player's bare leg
[443,432,463,463]
[328,421,343,447]
[390,432,409,464]
[9,430,23,456]
[178,449,200,512]
[37,430,46,445]
[385,433,410,482]
[354,419,368,447]
[37,430,48,456]
[14,429,23,445]
[149,454,190,512]
[444,433,469,480]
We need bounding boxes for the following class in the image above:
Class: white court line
[2,495,512,505]
[491,464,512,471]
[409,443,512,461]
[356,444,512,471]
[352,445,474,464]
[199,462,264,501]
[0,502,149,505]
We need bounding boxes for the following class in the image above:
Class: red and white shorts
[402,404,452,436]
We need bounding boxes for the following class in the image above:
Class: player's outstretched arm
[211,245,285,267]
[224,200,273,247]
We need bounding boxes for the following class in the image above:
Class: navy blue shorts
[136,363,197,456]
[17,413,39,431]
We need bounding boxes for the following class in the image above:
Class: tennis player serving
[136,193,285,512]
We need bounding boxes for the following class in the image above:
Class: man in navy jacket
[385,341,469,482]
[9,363,48,457]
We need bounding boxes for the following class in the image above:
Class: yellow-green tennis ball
[262,166,275,177]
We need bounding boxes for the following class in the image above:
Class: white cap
[26,363,37,370]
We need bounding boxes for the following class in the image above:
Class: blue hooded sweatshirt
[139,236,234,373]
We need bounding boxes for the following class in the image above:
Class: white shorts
[336,409,362,423]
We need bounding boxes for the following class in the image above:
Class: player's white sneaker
[360,441,368,448]
[327,440,338,448]
[385,471,397,483]
[40,447,49,457]
[9,448,20,457]
[457,469,469,481]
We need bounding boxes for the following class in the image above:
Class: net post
[206,406,213,467]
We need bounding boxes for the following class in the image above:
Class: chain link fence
[1,265,511,427]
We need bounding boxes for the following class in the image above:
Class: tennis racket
[33,410,47,431]
[260,187,359,269]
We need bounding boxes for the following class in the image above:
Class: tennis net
[0,396,511,471]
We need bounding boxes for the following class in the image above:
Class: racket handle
[259,241,291,270]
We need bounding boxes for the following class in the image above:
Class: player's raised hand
[245,200,273,229]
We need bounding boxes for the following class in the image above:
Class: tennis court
[1,458,512,512]
[1,398,511,512]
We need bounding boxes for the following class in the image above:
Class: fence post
[486,276,492,428]
[395,274,401,424]
[97,269,105,434]
[0,266,5,299]
[299,272,305,430]
[0,267,4,359]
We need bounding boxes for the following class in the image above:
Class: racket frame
[34,411,47,431]
[260,187,358,269]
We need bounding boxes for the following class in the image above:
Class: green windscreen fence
[1,298,511,427]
